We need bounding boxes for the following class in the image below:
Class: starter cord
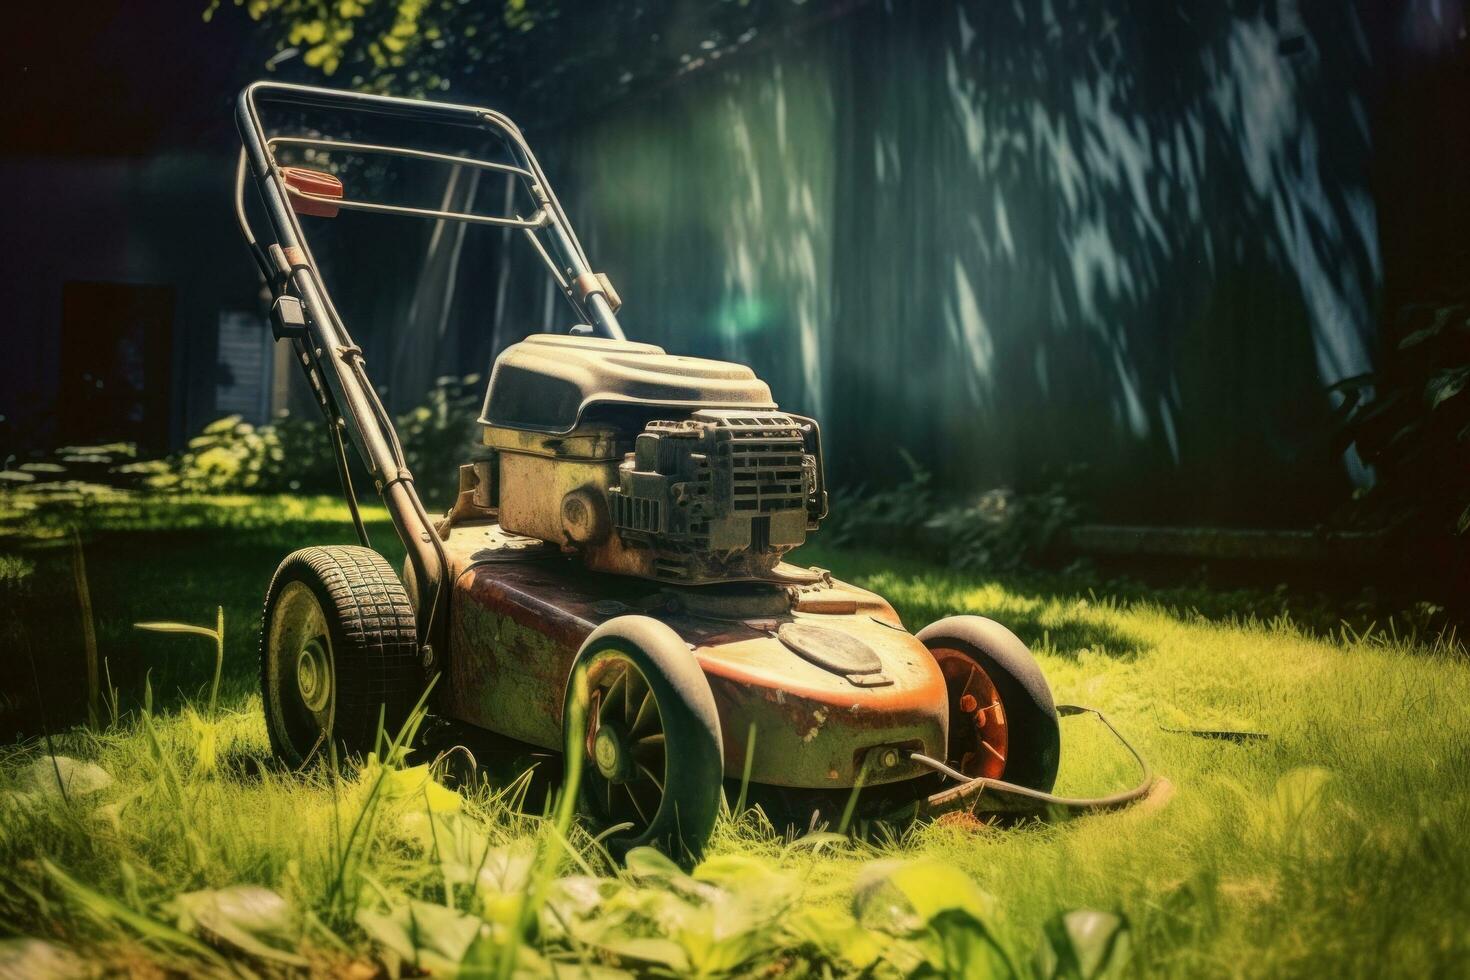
[909,704,1157,817]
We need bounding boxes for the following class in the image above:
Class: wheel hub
[296,637,331,712]
[934,648,1010,780]
[593,724,629,781]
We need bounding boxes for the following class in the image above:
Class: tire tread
[259,545,421,762]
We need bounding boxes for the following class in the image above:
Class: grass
[1,492,1468,977]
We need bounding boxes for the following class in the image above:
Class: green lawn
[1,493,1467,977]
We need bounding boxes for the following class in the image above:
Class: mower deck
[434,520,948,789]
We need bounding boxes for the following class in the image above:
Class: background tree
[206,0,843,119]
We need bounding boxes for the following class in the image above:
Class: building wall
[514,0,1383,526]
[0,152,266,454]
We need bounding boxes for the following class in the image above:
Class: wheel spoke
[631,689,656,736]
[633,734,665,771]
[623,783,651,825]
[637,764,665,794]
[629,774,663,823]
[623,667,647,726]
[600,669,626,726]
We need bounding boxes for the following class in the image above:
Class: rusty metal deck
[435,520,948,788]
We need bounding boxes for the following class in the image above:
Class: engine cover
[607,411,823,581]
[477,335,828,584]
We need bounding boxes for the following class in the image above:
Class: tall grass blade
[838,758,871,837]
[734,722,757,818]
[69,528,100,730]
[133,614,226,717]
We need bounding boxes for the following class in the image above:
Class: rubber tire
[563,616,724,865]
[260,546,422,767]
[917,616,1060,792]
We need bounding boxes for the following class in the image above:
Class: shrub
[1336,295,1470,539]
[395,374,485,509]
[154,375,484,505]
[148,417,282,494]
[821,451,1081,571]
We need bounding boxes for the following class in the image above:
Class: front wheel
[563,616,723,864]
[260,546,423,767]
[917,616,1060,792]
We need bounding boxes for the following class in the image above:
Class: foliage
[143,414,335,496]
[822,451,1081,573]
[821,450,940,548]
[395,373,485,509]
[939,480,1082,575]
[3,493,1470,974]
[129,373,481,507]
[1335,294,1470,539]
[207,0,826,114]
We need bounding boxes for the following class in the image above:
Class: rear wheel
[564,617,723,864]
[260,546,423,767]
[917,616,1060,791]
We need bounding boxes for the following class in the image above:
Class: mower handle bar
[235,81,622,336]
[233,80,629,658]
[264,137,548,229]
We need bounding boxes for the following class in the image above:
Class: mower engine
[472,334,828,584]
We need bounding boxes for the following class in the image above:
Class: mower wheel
[917,616,1060,792]
[564,616,723,864]
[260,546,423,768]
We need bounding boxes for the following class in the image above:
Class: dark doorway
[58,281,174,452]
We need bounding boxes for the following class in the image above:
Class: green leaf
[357,899,490,975]
[1251,766,1335,845]
[623,846,686,880]
[1271,766,1334,822]
[785,907,890,970]
[24,756,114,799]
[42,860,229,969]
[1397,325,1440,350]
[1427,368,1470,409]
[379,763,463,814]
[597,936,691,973]
[538,875,608,942]
[691,853,797,900]
[134,622,219,640]
[0,938,86,979]
[172,886,308,967]
[1033,909,1132,979]
[853,858,996,934]
[926,907,1007,979]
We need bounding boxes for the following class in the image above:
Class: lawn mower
[235,82,1152,859]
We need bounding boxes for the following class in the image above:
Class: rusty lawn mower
[235,82,1155,861]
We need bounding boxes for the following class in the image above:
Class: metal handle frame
[233,80,626,657]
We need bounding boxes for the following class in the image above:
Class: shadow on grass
[0,502,407,739]
[799,543,1153,661]
[4,492,1387,741]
